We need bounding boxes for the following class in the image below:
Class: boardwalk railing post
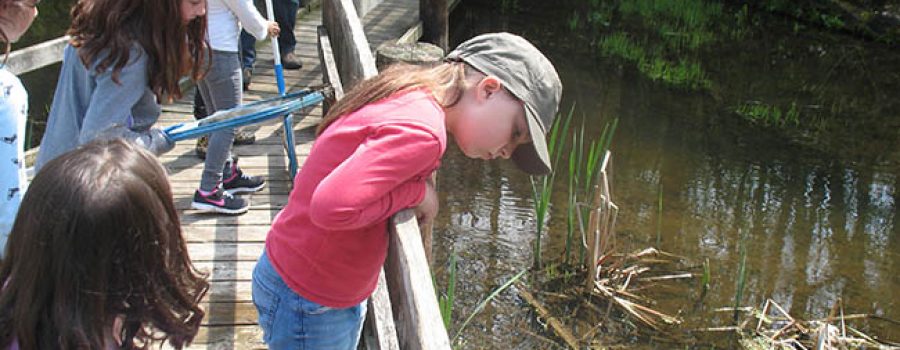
[419,0,448,51]
[386,210,452,350]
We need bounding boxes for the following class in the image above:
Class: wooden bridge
[11,0,456,348]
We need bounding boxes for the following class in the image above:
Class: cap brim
[511,103,552,175]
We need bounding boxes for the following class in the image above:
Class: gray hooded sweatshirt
[35,44,173,171]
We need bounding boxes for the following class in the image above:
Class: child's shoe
[222,159,266,194]
[191,187,249,215]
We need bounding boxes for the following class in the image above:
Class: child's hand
[415,175,439,230]
[267,22,281,38]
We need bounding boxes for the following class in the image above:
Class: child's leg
[196,51,242,192]
[253,251,366,349]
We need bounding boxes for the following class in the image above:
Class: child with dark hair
[0,139,209,350]
[34,0,209,171]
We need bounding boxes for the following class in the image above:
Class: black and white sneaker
[191,187,250,215]
[222,159,266,195]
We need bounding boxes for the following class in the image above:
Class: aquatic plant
[735,101,801,127]
[733,228,749,323]
[599,33,646,62]
[700,257,710,297]
[644,58,711,89]
[656,182,663,248]
[530,105,573,270]
[452,269,528,344]
[437,253,457,330]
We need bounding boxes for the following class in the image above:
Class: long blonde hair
[317,61,476,135]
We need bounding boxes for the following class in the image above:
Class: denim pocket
[251,275,281,343]
[298,295,334,315]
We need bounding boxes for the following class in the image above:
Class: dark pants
[241,0,301,69]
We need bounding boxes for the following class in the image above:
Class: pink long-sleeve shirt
[265,89,447,308]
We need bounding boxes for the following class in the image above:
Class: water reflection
[440,0,899,347]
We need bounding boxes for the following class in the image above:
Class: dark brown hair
[317,61,477,135]
[67,0,208,102]
[0,139,208,350]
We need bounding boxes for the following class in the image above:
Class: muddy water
[435,0,899,348]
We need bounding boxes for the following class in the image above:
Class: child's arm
[309,123,442,231]
[78,46,171,154]
[222,0,276,40]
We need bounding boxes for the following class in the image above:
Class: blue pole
[265,0,299,179]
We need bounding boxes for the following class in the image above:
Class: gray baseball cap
[446,32,562,175]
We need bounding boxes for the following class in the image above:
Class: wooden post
[317,25,345,115]
[385,209,452,349]
[375,41,444,71]
[322,0,378,90]
[419,0,449,51]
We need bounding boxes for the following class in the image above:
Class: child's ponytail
[317,61,471,135]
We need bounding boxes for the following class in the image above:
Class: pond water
[436,0,899,348]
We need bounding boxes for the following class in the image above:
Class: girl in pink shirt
[252,32,562,349]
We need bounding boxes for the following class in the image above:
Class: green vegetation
[438,253,458,330]
[656,182,663,248]
[735,101,801,127]
[700,257,711,297]
[530,105,574,270]
[530,103,618,271]
[733,229,749,323]
[587,0,719,90]
[452,269,528,344]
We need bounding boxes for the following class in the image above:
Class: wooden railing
[5,36,69,75]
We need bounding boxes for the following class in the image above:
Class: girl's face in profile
[181,0,206,24]
[450,76,531,161]
[0,0,39,43]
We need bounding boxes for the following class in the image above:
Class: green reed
[733,229,749,323]
[656,182,663,248]
[453,269,528,344]
[438,253,458,330]
[530,106,573,270]
[700,257,710,298]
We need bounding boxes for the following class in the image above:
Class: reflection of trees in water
[641,135,896,332]
[455,0,900,166]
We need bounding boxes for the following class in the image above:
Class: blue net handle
[164,89,325,142]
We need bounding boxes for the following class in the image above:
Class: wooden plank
[187,325,266,349]
[187,242,265,262]
[317,25,346,105]
[365,270,401,350]
[192,261,259,281]
[7,36,69,75]
[322,0,378,89]
[385,209,451,349]
[353,0,384,17]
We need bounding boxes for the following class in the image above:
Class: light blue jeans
[252,251,367,349]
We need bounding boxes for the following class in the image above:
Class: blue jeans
[240,0,300,69]
[252,251,367,349]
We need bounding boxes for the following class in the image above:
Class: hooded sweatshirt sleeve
[221,0,270,40]
[308,122,442,231]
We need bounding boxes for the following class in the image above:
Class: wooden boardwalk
[154,1,420,348]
